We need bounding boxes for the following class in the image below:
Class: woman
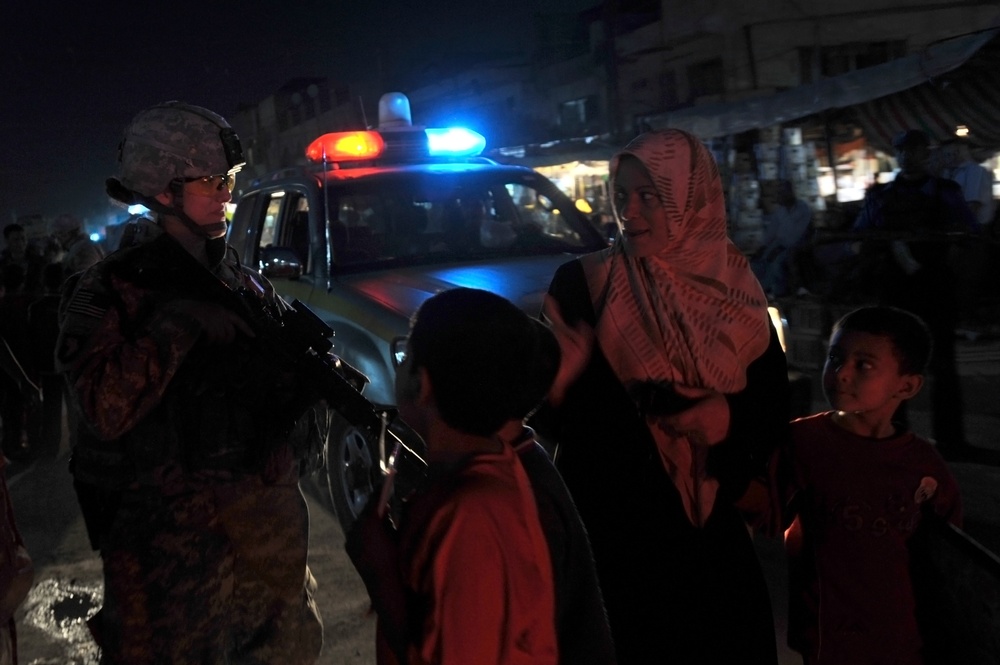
[532,129,789,664]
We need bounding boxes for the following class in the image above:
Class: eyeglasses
[391,336,409,368]
[183,173,236,195]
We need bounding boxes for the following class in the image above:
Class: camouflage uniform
[57,219,323,664]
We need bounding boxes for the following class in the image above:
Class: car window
[319,171,602,270]
[260,197,279,251]
[279,194,311,273]
[252,189,312,275]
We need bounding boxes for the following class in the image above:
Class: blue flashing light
[127,204,149,215]
[89,232,101,243]
[425,127,486,157]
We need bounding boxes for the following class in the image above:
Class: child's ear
[897,373,924,400]
[397,364,427,403]
[416,366,435,406]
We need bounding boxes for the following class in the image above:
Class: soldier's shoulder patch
[64,286,114,320]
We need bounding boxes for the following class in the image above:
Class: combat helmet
[51,213,83,235]
[111,101,245,201]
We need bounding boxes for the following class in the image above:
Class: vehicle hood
[336,254,575,320]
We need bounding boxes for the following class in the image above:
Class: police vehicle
[227,93,610,530]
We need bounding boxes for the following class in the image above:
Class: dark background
[0,0,593,224]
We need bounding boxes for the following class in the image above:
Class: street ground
[7,456,377,665]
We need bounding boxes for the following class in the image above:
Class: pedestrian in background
[751,178,813,297]
[56,101,322,664]
[49,214,104,277]
[940,137,996,228]
[0,270,35,665]
[532,128,789,664]
[0,265,35,462]
[775,306,962,665]
[347,288,559,665]
[853,129,980,460]
[940,136,997,324]
[26,262,67,459]
[0,451,33,665]
[0,225,43,297]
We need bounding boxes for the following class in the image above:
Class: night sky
[1,0,594,228]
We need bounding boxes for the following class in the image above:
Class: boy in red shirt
[781,306,962,665]
[347,288,558,665]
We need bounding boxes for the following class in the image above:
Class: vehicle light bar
[306,131,386,162]
[305,126,486,163]
[425,127,486,157]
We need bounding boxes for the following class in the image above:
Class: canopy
[642,27,1000,155]
[852,30,1000,157]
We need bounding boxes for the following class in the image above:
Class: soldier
[49,213,104,277]
[56,102,323,664]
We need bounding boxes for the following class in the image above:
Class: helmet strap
[129,182,225,243]
[108,178,229,268]
[141,190,230,269]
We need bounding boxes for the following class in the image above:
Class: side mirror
[259,246,303,280]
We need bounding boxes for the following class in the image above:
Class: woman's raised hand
[542,294,594,406]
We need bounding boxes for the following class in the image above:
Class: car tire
[325,417,379,535]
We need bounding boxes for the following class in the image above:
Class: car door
[231,185,318,306]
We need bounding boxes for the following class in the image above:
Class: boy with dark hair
[348,287,558,664]
[779,305,963,665]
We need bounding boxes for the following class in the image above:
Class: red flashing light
[306,131,386,163]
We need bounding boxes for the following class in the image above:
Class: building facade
[228,1,999,205]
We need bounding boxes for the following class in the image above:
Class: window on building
[799,41,907,83]
[687,59,725,101]
[659,70,679,109]
[558,95,598,133]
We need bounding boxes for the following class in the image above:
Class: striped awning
[851,30,1000,157]
[642,27,1000,150]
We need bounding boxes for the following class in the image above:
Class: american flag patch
[65,288,112,320]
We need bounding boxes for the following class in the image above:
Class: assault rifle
[233,293,413,516]
[142,233,392,449]
[230,289,388,444]
[72,236,400,550]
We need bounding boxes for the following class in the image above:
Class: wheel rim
[335,424,375,519]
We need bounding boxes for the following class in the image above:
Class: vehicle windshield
[321,168,607,270]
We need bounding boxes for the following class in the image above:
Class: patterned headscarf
[578,129,771,525]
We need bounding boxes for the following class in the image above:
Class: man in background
[853,129,980,461]
[941,137,995,229]
[50,214,104,276]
